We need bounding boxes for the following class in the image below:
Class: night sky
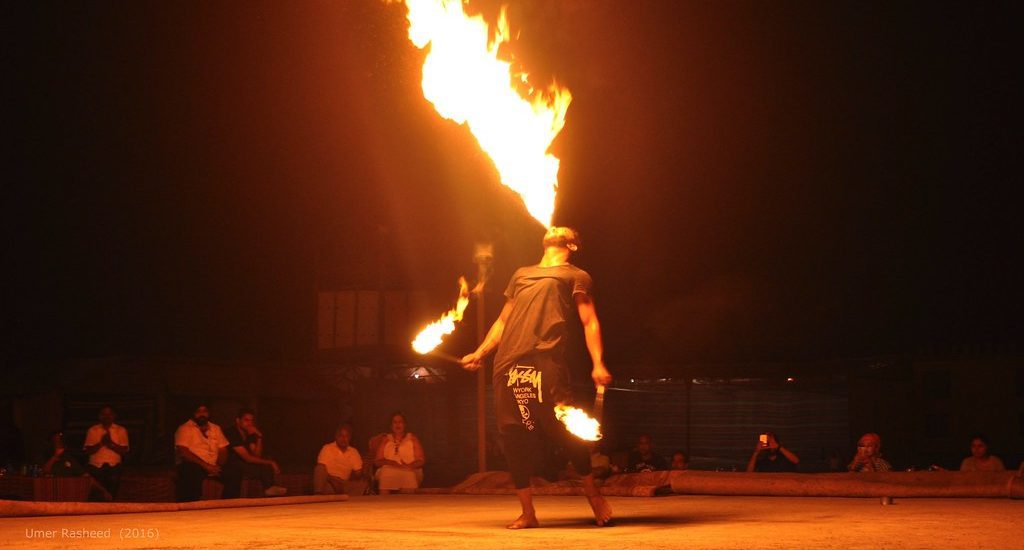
[6,1,1019,367]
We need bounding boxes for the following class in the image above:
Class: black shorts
[494,350,591,487]
[494,351,574,432]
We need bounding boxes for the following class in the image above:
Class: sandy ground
[2,494,1022,549]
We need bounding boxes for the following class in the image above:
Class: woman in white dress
[374,412,425,492]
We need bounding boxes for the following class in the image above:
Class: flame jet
[398,0,571,228]
[412,276,470,354]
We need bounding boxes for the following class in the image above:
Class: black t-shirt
[755,453,798,473]
[225,427,259,464]
[492,264,592,378]
[627,451,668,473]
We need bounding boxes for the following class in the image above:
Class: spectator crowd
[5,403,1019,503]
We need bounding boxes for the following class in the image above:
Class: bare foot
[506,514,540,529]
[588,494,613,526]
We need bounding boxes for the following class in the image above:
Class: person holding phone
[746,432,799,472]
[848,432,892,472]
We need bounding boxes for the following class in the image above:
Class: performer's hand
[461,352,482,371]
[269,460,281,475]
[591,361,612,387]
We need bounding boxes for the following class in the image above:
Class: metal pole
[473,243,493,473]
[685,376,692,460]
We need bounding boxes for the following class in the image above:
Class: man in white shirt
[83,405,129,499]
[173,403,229,502]
[314,425,365,496]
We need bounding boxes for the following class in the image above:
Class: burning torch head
[554,404,602,441]
[543,226,581,253]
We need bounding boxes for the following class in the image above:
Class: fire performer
[462,226,613,528]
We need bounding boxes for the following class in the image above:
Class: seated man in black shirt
[43,431,87,477]
[626,434,668,472]
[746,432,800,472]
[42,431,114,501]
[221,408,287,498]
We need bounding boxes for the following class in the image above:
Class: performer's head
[543,226,581,253]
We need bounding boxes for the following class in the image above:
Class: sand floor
[2,494,1022,549]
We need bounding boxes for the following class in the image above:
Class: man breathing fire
[462,226,613,528]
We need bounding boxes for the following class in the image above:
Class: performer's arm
[576,293,612,387]
[461,299,513,370]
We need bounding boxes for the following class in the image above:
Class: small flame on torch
[412,277,471,354]
[554,405,602,441]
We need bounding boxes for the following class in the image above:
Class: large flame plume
[554,404,602,441]
[398,0,571,227]
[412,277,471,354]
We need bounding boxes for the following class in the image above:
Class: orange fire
[554,405,602,441]
[397,0,572,227]
[412,277,471,354]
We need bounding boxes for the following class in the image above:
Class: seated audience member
[848,432,892,472]
[670,451,689,471]
[626,434,668,472]
[374,412,425,493]
[174,403,229,502]
[222,408,287,498]
[959,434,1005,472]
[83,405,129,500]
[821,449,844,472]
[43,431,112,501]
[43,431,87,477]
[314,424,364,495]
[746,432,799,473]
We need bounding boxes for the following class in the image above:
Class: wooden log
[669,470,1023,499]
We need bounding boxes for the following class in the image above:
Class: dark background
[3,1,1023,483]
[6,0,1020,366]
